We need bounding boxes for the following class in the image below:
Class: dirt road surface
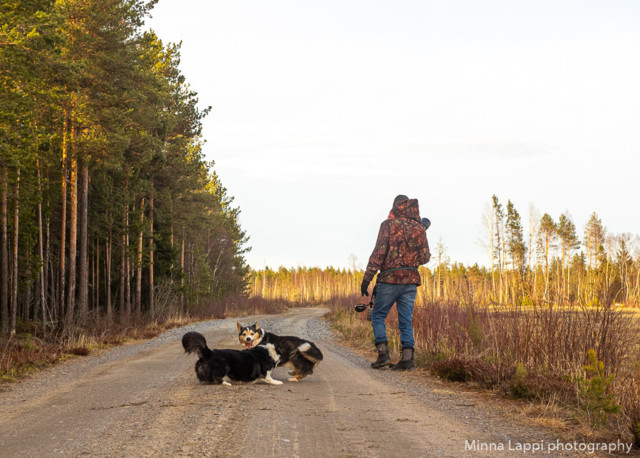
[0,308,601,457]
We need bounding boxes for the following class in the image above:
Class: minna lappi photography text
[465,439,634,454]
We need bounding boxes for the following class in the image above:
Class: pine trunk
[169,199,174,274]
[106,234,112,322]
[66,118,78,326]
[77,160,89,325]
[1,165,8,334]
[543,239,549,301]
[11,169,20,333]
[36,159,46,327]
[125,206,131,319]
[23,260,32,322]
[120,205,127,323]
[180,228,185,311]
[136,198,144,316]
[45,215,51,321]
[148,192,154,317]
[59,113,68,323]
[90,244,95,313]
[95,238,99,313]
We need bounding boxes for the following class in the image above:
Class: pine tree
[584,213,606,269]
[557,212,580,270]
[506,200,527,272]
[557,212,580,300]
[538,213,557,300]
[615,235,633,303]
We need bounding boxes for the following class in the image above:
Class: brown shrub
[68,347,91,356]
[432,357,500,386]
[508,372,575,403]
[432,358,472,382]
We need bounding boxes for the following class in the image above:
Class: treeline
[0,0,249,335]
[251,196,640,307]
[251,266,359,303]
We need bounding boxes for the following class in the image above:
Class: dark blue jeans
[371,283,417,348]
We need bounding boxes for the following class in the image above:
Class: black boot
[391,347,415,371]
[371,342,392,369]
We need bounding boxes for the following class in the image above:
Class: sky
[145,0,640,271]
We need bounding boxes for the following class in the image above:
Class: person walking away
[360,195,430,371]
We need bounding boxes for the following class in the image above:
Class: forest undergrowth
[0,292,288,386]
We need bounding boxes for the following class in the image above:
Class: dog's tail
[298,342,323,363]
[182,331,212,359]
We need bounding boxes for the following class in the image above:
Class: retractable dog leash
[355,284,377,320]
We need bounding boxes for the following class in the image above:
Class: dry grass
[327,294,640,445]
[519,400,574,431]
[0,333,65,383]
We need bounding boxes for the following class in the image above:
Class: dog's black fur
[182,331,281,385]
[237,322,323,382]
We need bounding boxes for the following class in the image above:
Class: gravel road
[0,307,620,457]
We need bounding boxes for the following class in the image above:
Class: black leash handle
[355,283,377,312]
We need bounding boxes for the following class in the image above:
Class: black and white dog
[237,322,323,382]
[182,331,282,386]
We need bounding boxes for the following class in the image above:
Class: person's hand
[360,279,370,296]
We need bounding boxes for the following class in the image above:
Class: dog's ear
[253,321,259,329]
[236,322,242,333]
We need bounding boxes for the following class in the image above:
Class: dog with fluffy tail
[182,331,282,386]
[237,322,323,382]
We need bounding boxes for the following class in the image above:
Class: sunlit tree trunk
[66,115,78,326]
[169,198,174,271]
[11,169,20,333]
[78,160,89,325]
[500,220,506,303]
[180,227,185,311]
[125,206,131,318]
[23,260,32,322]
[45,213,52,322]
[36,158,47,327]
[136,197,144,316]
[120,204,127,323]
[480,202,497,300]
[148,191,154,317]
[59,113,68,323]
[1,164,8,334]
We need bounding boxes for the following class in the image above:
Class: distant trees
[481,199,638,307]
[252,199,640,309]
[251,266,359,304]
[0,0,250,335]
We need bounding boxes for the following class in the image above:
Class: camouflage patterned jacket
[363,199,430,285]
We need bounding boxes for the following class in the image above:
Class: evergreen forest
[1,0,250,335]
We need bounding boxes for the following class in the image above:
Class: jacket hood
[389,198,421,222]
